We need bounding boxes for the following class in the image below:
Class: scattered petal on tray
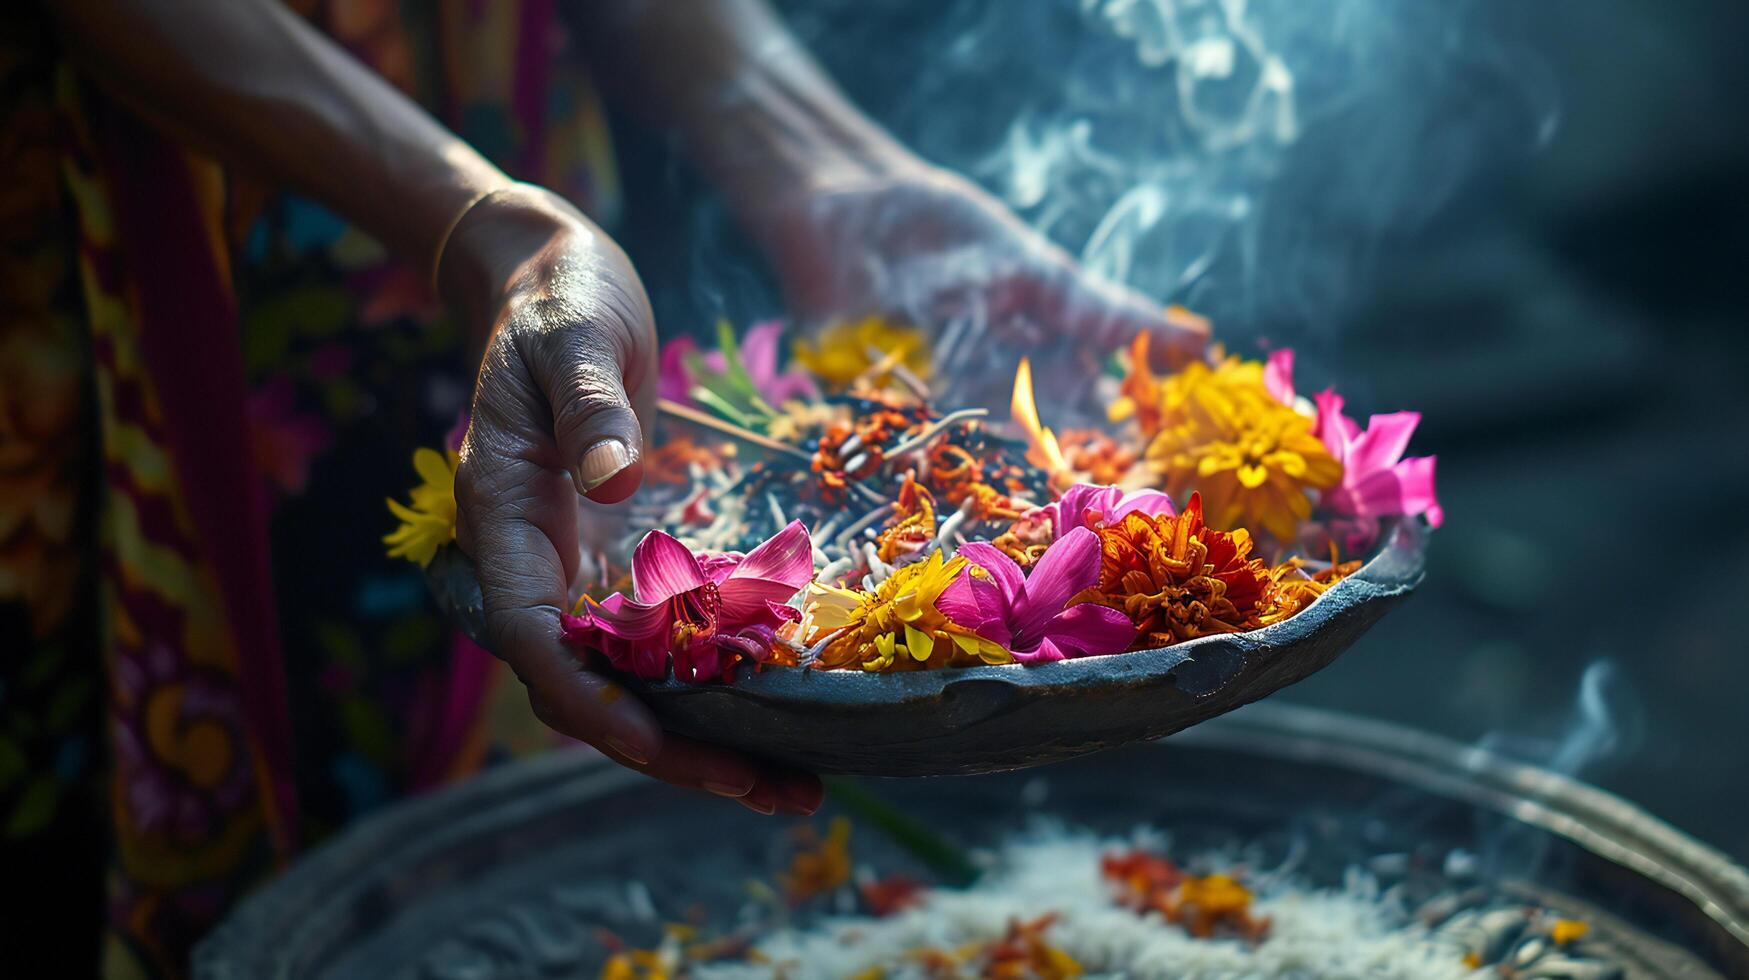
[385,312,1441,684]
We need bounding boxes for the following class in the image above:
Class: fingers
[585,729,822,817]
[529,329,648,504]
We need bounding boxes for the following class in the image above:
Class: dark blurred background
[610,0,1749,859]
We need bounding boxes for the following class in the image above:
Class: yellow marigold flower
[383,447,458,568]
[792,315,931,390]
[806,552,1007,671]
[1550,918,1590,945]
[1143,357,1341,542]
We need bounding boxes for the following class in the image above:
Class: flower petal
[730,520,814,589]
[1263,348,1296,405]
[718,575,807,627]
[1313,389,1357,460]
[937,575,1013,648]
[739,319,784,390]
[1034,604,1136,658]
[1011,527,1103,644]
[1347,412,1420,479]
[631,530,708,604]
[954,541,1024,601]
[658,337,698,405]
[1112,488,1176,521]
[586,592,672,641]
[903,624,935,661]
[1012,638,1067,665]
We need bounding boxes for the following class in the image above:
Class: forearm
[45,0,511,283]
[573,0,916,242]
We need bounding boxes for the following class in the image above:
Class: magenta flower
[1047,483,1176,534]
[560,521,815,684]
[1263,348,1442,550]
[1313,390,1444,533]
[737,319,820,404]
[1001,483,1176,560]
[939,528,1136,664]
[658,335,702,405]
[1263,348,1297,406]
[657,320,819,410]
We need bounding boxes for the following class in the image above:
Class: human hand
[757,160,1210,403]
[444,184,821,816]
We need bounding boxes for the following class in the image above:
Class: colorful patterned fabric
[0,3,619,976]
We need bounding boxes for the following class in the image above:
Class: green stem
[822,777,980,887]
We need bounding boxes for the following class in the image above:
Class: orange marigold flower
[643,435,733,485]
[983,914,1083,979]
[1059,428,1139,486]
[779,816,853,905]
[1170,873,1271,942]
[1071,493,1272,647]
[1260,556,1362,626]
[876,475,937,563]
[1108,333,1166,436]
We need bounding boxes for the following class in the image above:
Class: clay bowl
[427,519,1426,776]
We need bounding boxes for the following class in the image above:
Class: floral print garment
[0,2,620,976]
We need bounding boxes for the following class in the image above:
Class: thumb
[535,334,647,504]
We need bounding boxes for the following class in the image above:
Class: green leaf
[714,318,761,401]
[691,386,758,430]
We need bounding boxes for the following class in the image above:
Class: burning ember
[386,313,1441,683]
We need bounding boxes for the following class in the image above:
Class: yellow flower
[383,447,458,567]
[1550,919,1590,945]
[1143,357,1341,542]
[792,315,931,390]
[806,552,1007,671]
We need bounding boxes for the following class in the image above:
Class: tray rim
[192,700,1749,979]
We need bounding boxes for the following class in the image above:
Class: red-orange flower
[1071,492,1272,647]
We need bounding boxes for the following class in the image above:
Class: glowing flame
[1011,357,1071,488]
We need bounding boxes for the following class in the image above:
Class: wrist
[435,183,591,344]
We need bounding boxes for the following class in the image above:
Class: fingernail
[779,779,824,816]
[736,792,777,816]
[577,439,631,493]
[605,736,650,766]
[703,780,754,799]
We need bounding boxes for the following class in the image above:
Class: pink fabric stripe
[409,634,498,791]
[512,0,555,178]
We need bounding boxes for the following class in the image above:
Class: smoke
[1475,661,1636,779]
[1473,660,1642,879]
[781,0,1558,339]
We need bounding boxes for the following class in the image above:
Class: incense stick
[657,398,813,461]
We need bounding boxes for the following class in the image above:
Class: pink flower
[939,528,1136,664]
[1260,351,1441,551]
[1001,484,1176,559]
[738,319,820,404]
[657,320,819,409]
[1313,390,1443,527]
[1047,483,1176,533]
[560,521,815,683]
[1263,348,1297,406]
[659,335,702,405]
